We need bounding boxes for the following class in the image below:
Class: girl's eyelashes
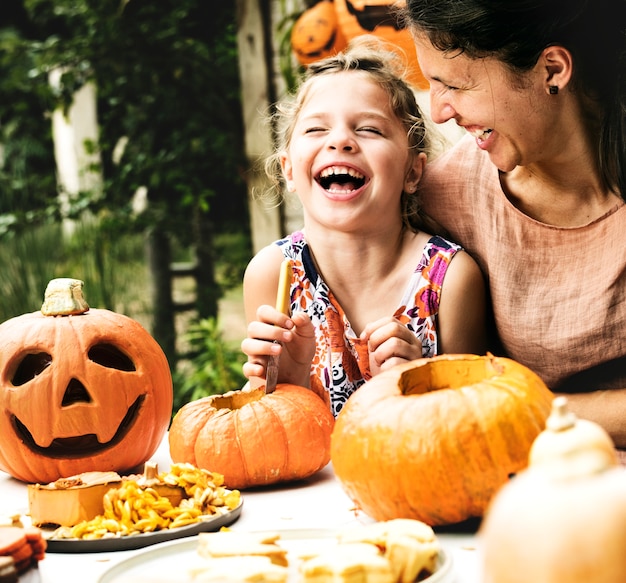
[357,127,383,135]
[301,126,384,135]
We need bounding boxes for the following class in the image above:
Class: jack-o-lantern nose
[61,379,92,406]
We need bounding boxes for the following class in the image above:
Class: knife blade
[265,259,292,394]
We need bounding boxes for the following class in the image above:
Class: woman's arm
[556,389,626,451]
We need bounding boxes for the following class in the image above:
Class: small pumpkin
[291,0,348,65]
[0,278,173,484]
[480,396,626,583]
[168,383,335,489]
[330,353,554,526]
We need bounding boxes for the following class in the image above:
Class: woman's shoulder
[420,136,500,227]
[425,135,493,182]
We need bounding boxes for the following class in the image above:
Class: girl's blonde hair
[265,36,432,232]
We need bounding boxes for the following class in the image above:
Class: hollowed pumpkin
[330,354,554,526]
[0,278,173,484]
[168,383,335,489]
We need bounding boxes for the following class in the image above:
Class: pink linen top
[419,135,626,391]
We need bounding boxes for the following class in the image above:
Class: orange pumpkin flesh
[169,384,335,489]
[330,354,554,526]
[0,279,173,484]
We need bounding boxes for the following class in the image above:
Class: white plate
[98,528,454,583]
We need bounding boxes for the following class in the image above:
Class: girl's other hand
[361,317,423,376]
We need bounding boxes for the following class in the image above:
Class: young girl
[241,39,487,416]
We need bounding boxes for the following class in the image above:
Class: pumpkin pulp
[400,358,505,395]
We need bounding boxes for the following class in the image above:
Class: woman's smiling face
[281,71,421,232]
[413,34,562,173]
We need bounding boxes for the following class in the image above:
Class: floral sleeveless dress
[276,231,461,416]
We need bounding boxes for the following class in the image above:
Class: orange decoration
[292,0,429,90]
[291,0,348,65]
[169,384,335,489]
[330,354,554,526]
[334,0,427,89]
[0,278,173,484]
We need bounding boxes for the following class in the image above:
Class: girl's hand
[361,317,423,376]
[241,306,316,387]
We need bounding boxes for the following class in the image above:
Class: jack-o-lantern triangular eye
[88,343,136,372]
[12,352,52,386]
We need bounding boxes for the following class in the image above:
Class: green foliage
[0,224,65,318]
[0,216,149,323]
[0,26,58,217]
[1,0,251,258]
[172,317,247,414]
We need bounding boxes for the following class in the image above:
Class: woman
[241,39,486,416]
[403,0,626,446]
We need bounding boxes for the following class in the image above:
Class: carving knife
[265,259,292,394]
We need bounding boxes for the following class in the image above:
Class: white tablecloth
[0,436,481,582]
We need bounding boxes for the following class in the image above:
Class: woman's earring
[549,85,559,95]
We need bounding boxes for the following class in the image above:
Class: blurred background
[0,0,461,412]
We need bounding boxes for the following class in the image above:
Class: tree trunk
[235,0,283,253]
[194,208,219,320]
[146,226,176,368]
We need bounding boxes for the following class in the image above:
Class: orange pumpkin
[334,0,428,89]
[169,384,335,489]
[291,0,348,65]
[0,278,173,484]
[330,354,554,526]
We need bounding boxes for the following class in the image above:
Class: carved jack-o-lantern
[334,0,428,89]
[0,278,173,484]
[291,0,348,65]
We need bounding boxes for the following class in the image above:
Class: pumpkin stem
[545,396,577,432]
[136,461,160,487]
[41,278,90,316]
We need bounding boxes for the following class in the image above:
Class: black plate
[44,500,243,553]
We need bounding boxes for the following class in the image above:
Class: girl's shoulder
[275,230,309,262]
[423,234,463,254]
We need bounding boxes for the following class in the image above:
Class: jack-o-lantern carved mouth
[11,394,145,458]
